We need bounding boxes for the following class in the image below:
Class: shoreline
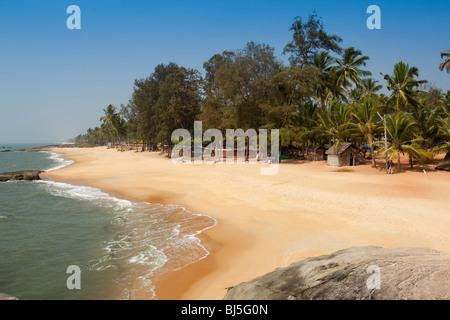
[41,152,220,300]
[42,146,450,300]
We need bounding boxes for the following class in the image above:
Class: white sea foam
[36,180,133,211]
[34,177,217,299]
[40,151,74,172]
[129,246,168,267]
[36,151,218,298]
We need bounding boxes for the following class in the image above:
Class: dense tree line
[75,13,450,171]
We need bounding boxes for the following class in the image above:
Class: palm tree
[351,97,382,168]
[294,101,322,154]
[312,51,334,104]
[349,87,364,103]
[325,68,347,104]
[316,100,354,148]
[382,61,427,112]
[439,51,450,73]
[375,112,432,172]
[441,91,450,113]
[117,117,128,140]
[361,77,382,96]
[433,116,450,154]
[100,104,121,143]
[332,47,371,102]
[412,94,440,144]
[432,95,450,158]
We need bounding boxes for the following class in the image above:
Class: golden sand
[42,147,450,300]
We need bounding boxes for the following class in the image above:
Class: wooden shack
[307,145,326,161]
[325,143,361,167]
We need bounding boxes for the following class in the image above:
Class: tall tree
[361,77,383,96]
[100,104,121,142]
[166,67,202,130]
[283,12,342,67]
[382,61,427,112]
[432,91,450,158]
[332,47,371,102]
[293,101,322,152]
[132,62,202,151]
[200,42,281,131]
[375,112,432,172]
[412,88,442,146]
[312,51,335,104]
[268,64,321,126]
[351,97,382,167]
[315,100,354,148]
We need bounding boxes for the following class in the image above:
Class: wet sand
[42,147,450,300]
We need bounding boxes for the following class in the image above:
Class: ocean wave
[36,180,133,211]
[40,151,74,172]
[160,206,218,273]
[34,178,217,299]
[129,246,168,267]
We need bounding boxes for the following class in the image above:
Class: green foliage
[382,61,427,112]
[331,47,371,102]
[200,42,281,132]
[439,51,450,73]
[374,112,433,169]
[283,11,342,66]
[78,143,96,148]
[132,63,202,146]
[73,15,449,172]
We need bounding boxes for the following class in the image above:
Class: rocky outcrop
[0,170,42,182]
[19,144,76,152]
[0,293,19,300]
[436,152,450,171]
[436,161,450,171]
[224,246,450,300]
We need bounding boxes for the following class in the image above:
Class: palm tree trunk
[370,143,376,168]
[398,156,401,172]
[168,143,173,159]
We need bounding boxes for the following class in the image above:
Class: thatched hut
[325,143,362,167]
[307,145,326,161]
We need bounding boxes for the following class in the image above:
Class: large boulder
[436,152,450,171]
[436,162,450,171]
[0,170,42,182]
[224,246,450,300]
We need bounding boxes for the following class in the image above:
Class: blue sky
[0,0,448,143]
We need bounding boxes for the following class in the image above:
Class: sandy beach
[42,147,450,300]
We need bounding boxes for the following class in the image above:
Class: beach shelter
[307,145,326,161]
[325,143,362,167]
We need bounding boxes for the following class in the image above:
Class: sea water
[0,144,216,299]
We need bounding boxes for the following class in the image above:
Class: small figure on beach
[387,160,394,174]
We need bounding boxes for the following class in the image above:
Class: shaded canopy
[325,142,361,155]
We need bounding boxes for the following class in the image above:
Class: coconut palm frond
[439,51,450,73]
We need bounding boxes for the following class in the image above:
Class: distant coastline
[0,143,77,153]
[18,143,77,152]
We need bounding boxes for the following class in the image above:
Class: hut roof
[307,145,325,151]
[325,142,361,155]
